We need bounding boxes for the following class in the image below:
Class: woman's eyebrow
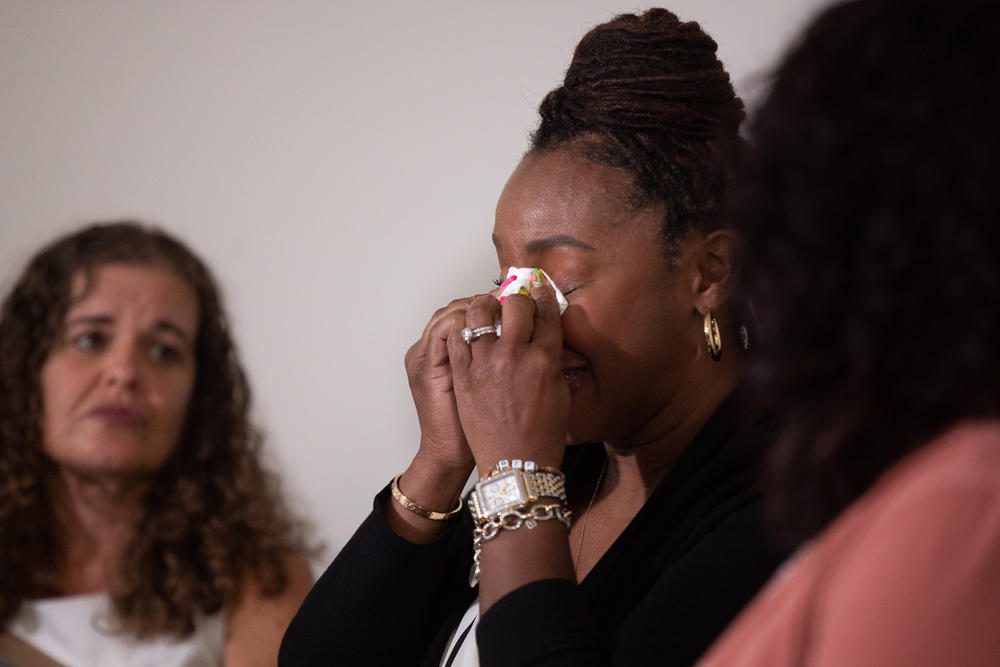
[65,314,191,341]
[65,314,113,328]
[152,319,192,342]
[491,233,597,254]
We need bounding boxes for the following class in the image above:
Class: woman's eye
[492,278,502,287]
[71,331,107,352]
[148,342,182,364]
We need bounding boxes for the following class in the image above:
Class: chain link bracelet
[468,503,572,587]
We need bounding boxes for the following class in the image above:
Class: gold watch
[468,460,565,523]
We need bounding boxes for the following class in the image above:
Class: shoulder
[847,419,1000,544]
[885,419,1000,493]
[700,421,1000,667]
[224,552,314,667]
[809,420,1000,664]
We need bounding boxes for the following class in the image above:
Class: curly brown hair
[0,221,311,637]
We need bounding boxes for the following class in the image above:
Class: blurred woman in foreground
[699,0,1000,664]
[0,221,313,666]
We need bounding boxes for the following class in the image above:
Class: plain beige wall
[0,0,834,565]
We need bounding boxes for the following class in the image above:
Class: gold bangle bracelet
[390,472,464,521]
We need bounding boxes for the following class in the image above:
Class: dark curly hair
[734,0,1000,544]
[0,221,311,637]
[531,8,746,257]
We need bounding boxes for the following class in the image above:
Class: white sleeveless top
[6,593,224,667]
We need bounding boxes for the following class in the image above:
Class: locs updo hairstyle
[0,221,311,637]
[734,0,1000,544]
[531,8,746,258]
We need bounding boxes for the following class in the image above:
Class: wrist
[474,454,563,480]
[400,450,474,519]
[469,460,567,518]
[383,459,471,544]
[466,459,569,587]
[469,435,565,474]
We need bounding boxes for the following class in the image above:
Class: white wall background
[0,0,834,566]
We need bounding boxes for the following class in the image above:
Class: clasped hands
[405,280,570,483]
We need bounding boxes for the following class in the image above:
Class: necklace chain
[573,456,608,576]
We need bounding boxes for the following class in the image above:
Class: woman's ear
[691,229,739,315]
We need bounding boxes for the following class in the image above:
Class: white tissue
[496,267,568,315]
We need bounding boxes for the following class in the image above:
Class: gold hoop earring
[704,312,722,361]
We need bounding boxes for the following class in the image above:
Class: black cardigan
[279,398,787,666]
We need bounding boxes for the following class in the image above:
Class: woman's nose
[103,340,142,389]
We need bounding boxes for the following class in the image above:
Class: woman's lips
[562,368,587,394]
[90,405,145,427]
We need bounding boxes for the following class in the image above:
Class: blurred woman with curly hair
[0,221,314,666]
[699,0,1000,664]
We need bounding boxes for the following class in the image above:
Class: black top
[279,397,788,666]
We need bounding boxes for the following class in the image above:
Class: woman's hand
[405,298,479,474]
[389,298,479,542]
[446,284,576,612]
[447,283,570,475]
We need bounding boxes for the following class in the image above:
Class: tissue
[496,267,568,315]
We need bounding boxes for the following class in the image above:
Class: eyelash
[492,277,579,296]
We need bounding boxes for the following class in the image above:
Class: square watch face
[476,470,527,515]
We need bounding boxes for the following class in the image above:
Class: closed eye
[561,282,586,297]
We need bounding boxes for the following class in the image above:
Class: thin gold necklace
[573,456,608,576]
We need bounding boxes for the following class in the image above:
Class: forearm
[279,488,473,666]
[478,579,605,667]
[477,521,575,613]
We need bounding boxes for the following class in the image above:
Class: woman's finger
[496,292,536,345]
[465,293,501,327]
[419,296,476,347]
[426,308,467,368]
[529,282,563,351]
[462,294,502,358]
[446,319,472,376]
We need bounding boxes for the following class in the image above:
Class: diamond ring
[461,324,502,344]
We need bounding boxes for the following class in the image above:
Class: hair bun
[530,8,744,251]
